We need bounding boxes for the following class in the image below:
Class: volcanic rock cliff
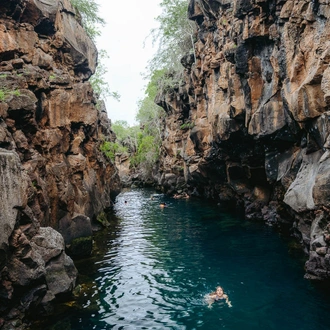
[156,0,330,280]
[0,0,120,326]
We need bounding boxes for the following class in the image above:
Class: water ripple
[38,188,330,330]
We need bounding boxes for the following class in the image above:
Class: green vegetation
[0,90,5,102]
[106,85,164,178]
[149,0,195,74]
[129,0,195,175]
[69,0,105,41]
[69,236,93,256]
[100,140,128,162]
[90,50,120,101]
[69,0,119,102]
[130,70,166,177]
[0,88,21,101]
[98,0,195,179]
[106,70,167,178]
[180,122,194,130]
[111,120,139,153]
[96,212,110,227]
[106,116,161,179]
[12,90,20,97]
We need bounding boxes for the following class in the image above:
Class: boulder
[0,150,26,255]
[58,213,93,257]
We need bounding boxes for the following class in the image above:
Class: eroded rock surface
[157,0,330,280]
[0,0,120,326]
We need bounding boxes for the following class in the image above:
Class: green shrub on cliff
[100,141,128,162]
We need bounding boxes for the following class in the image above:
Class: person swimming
[206,286,232,308]
[159,202,166,208]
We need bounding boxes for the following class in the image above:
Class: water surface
[35,188,330,329]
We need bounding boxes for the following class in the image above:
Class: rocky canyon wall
[0,0,120,326]
[156,0,330,280]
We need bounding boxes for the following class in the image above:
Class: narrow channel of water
[33,188,330,329]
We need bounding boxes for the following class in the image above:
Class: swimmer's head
[216,286,224,295]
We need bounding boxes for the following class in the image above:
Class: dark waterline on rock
[31,188,330,329]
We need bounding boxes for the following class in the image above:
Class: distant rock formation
[157,0,330,280]
[0,0,120,326]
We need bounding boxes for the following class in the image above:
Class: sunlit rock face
[157,0,330,280]
[0,0,120,324]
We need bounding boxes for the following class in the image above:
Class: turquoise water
[35,188,330,329]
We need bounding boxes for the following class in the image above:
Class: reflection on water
[31,188,330,330]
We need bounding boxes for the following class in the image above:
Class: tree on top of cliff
[69,1,120,101]
[148,0,195,78]
[70,0,105,40]
[90,50,120,101]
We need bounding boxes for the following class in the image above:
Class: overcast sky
[96,0,161,126]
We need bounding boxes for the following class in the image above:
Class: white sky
[96,0,161,126]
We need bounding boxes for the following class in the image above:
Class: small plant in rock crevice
[0,88,21,101]
[180,122,194,130]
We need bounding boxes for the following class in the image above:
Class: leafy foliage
[147,0,195,89]
[100,0,195,180]
[132,71,166,177]
[108,73,165,179]
[131,134,158,172]
[90,50,120,101]
[112,120,139,154]
[70,0,105,40]
[131,0,195,178]
[68,1,119,102]
[100,141,128,162]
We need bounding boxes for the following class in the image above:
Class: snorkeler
[206,286,232,308]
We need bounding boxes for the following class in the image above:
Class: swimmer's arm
[206,294,215,308]
[223,294,232,307]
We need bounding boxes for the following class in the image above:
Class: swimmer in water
[159,202,166,208]
[206,286,232,308]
